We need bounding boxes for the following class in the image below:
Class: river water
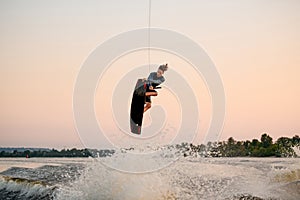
[0,155,299,200]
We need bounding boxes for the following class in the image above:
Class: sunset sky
[0,0,299,149]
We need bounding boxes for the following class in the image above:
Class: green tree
[261,133,273,148]
[292,135,300,146]
[275,137,295,157]
[251,139,260,147]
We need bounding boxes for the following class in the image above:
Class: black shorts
[145,96,151,103]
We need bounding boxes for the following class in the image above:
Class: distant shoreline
[1,133,299,158]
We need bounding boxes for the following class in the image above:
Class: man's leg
[145,91,157,97]
[144,102,151,113]
[144,91,157,113]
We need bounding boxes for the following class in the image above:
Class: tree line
[0,133,299,158]
[0,148,115,158]
[180,133,300,157]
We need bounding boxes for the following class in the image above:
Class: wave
[0,175,57,200]
[0,163,84,200]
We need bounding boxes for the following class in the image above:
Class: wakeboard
[130,79,147,134]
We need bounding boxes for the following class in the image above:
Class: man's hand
[149,86,154,90]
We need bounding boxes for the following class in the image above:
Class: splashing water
[54,148,300,200]
[0,150,299,200]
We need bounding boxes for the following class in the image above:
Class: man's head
[157,63,168,77]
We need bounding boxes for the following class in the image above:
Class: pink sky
[0,0,299,148]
